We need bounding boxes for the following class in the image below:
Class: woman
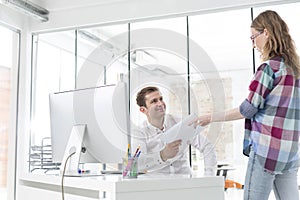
[194,10,300,200]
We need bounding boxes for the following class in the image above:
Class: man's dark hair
[136,86,159,107]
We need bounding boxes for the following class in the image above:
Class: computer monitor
[49,82,129,175]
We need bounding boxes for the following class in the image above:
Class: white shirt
[131,114,217,175]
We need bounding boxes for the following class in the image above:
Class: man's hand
[160,139,182,161]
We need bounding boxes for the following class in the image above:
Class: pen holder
[122,157,138,179]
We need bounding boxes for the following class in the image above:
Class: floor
[225,189,276,199]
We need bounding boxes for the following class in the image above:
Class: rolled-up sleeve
[239,99,258,119]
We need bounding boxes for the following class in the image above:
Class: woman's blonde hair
[251,10,300,76]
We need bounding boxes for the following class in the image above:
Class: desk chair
[216,164,243,190]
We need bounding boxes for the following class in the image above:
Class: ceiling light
[1,0,49,22]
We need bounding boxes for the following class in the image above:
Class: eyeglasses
[250,31,263,44]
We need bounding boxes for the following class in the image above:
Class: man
[131,86,217,175]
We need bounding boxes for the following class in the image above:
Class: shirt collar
[146,119,167,133]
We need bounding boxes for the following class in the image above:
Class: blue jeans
[244,149,299,200]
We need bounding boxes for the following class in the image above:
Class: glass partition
[31,24,129,173]
[189,9,254,178]
[77,25,128,88]
[129,17,188,127]
[29,2,300,182]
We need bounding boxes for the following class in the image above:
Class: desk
[18,173,224,200]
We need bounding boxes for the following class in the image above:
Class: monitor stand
[60,124,86,176]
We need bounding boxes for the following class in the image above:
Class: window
[253,3,300,67]
[0,24,20,200]
[31,31,76,160]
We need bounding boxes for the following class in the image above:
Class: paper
[160,113,204,144]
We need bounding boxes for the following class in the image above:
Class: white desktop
[18,173,224,200]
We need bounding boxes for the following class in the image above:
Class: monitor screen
[49,82,129,166]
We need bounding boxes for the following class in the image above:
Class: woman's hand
[190,114,211,128]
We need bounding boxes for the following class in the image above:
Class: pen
[136,150,141,158]
[126,143,131,158]
[133,145,140,157]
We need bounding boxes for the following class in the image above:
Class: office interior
[1,0,300,199]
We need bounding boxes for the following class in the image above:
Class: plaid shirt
[240,56,300,173]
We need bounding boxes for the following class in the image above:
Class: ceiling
[30,0,127,11]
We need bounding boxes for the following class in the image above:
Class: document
[160,113,204,144]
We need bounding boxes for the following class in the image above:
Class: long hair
[251,10,300,76]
